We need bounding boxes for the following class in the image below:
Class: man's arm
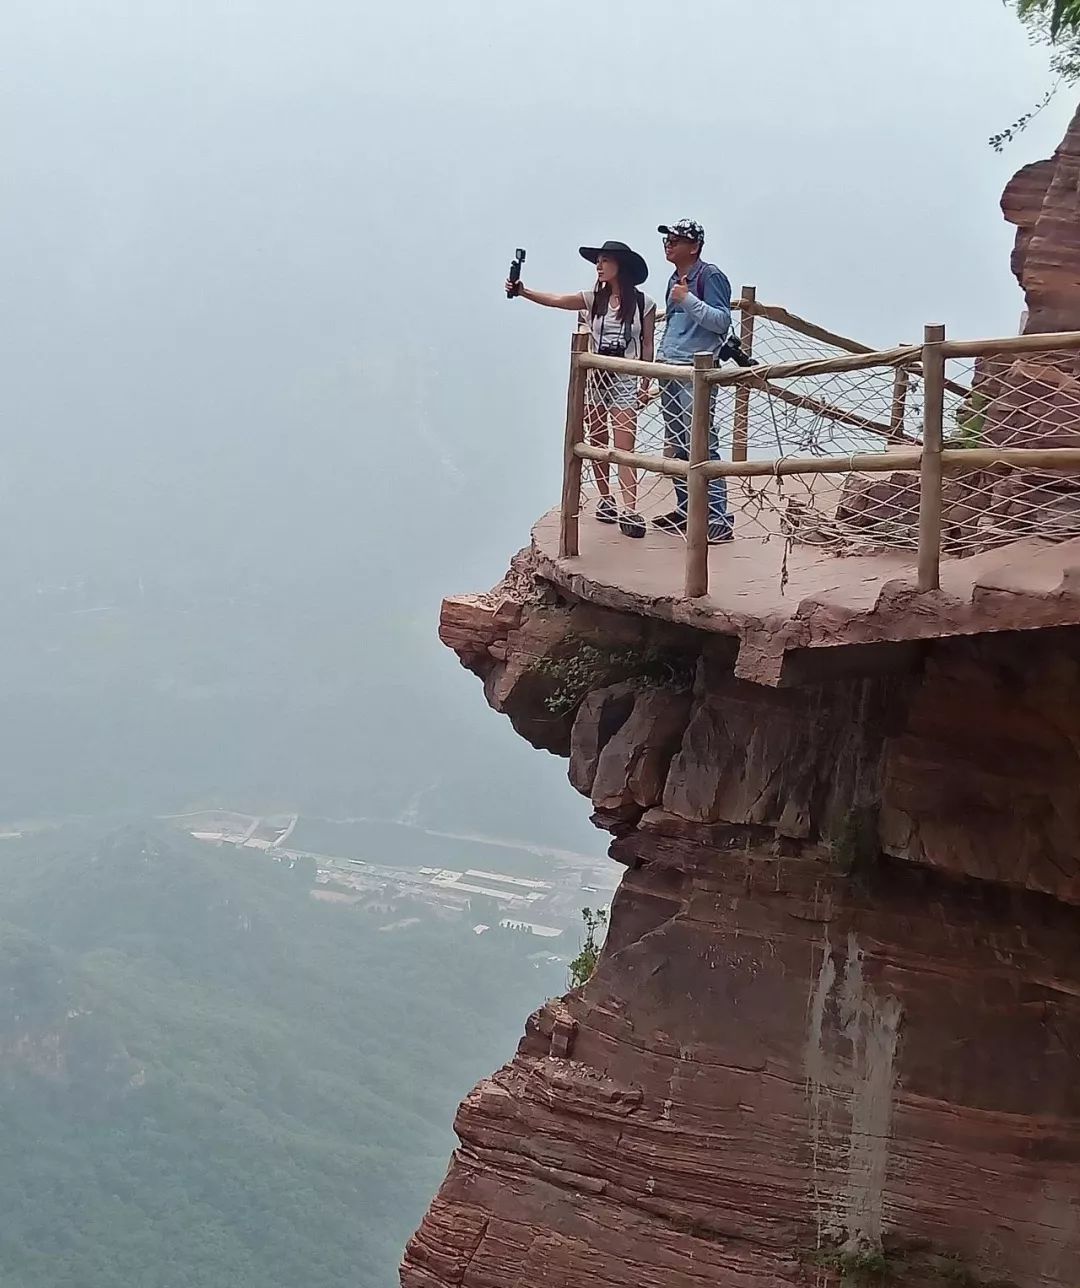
[680,268,731,337]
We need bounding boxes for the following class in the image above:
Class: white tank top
[580,289,656,360]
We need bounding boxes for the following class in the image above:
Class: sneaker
[652,510,687,534]
[595,497,618,525]
[619,511,646,539]
[708,523,734,544]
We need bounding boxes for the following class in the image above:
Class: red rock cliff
[400,559,1080,1288]
[1002,101,1080,334]
[402,120,1080,1287]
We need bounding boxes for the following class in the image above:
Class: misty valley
[0,824,568,1287]
[2,0,1076,1285]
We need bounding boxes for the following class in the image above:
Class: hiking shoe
[595,497,618,525]
[708,523,734,544]
[619,511,646,539]
[652,509,687,534]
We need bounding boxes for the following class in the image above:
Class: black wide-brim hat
[578,240,648,286]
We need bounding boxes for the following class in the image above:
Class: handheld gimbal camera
[506,248,526,298]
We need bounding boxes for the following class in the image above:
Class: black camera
[596,338,628,358]
[506,248,526,298]
[717,334,757,368]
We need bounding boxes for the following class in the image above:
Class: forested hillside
[0,826,560,1287]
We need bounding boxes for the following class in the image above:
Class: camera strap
[595,290,645,358]
[617,291,645,355]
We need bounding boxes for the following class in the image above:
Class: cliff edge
[401,114,1080,1288]
[401,556,1079,1288]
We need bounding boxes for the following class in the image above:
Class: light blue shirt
[657,261,732,364]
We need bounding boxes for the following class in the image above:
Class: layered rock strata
[1002,101,1080,336]
[401,560,1080,1288]
[402,116,1080,1288]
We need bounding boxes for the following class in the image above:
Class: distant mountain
[0,824,562,1288]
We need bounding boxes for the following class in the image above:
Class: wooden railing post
[684,353,714,599]
[560,333,589,558]
[889,363,910,444]
[732,284,755,462]
[917,323,946,591]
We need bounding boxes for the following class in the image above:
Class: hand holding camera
[506,248,526,299]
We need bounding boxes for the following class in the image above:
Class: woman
[506,239,656,538]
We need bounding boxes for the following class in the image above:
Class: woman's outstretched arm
[505,280,586,311]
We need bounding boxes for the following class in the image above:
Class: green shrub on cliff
[568,907,608,989]
[537,640,695,717]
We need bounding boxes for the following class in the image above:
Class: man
[654,219,734,542]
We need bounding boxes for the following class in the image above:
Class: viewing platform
[543,292,1080,684]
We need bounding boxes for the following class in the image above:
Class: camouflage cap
[658,219,705,244]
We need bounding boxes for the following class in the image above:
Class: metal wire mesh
[573,305,1080,561]
[577,360,677,528]
[939,349,1080,551]
[578,306,930,550]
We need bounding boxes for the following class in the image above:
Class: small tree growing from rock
[568,907,608,989]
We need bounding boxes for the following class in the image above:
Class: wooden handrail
[577,442,1080,482]
[556,309,1080,593]
[582,344,922,385]
[705,344,922,386]
[696,449,923,479]
[940,330,1080,359]
[660,293,972,392]
[742,300,875,357]
[940,446,1080,469]
[731,295,968,397]
[574,444,688,478]
[579,353,692,381]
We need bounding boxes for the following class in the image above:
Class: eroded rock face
[1002,101,1080,335]
[403,845,1080,1288]
[948,107,1080,551]
[879,627,1080,901]
[402,115,1080,1287]
[439,577,1080,906]
[402,582,1080,1287]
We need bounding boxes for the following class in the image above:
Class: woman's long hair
[590,260,638,324]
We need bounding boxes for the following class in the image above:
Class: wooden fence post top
[924,323,946,342]
[693,351,714,371]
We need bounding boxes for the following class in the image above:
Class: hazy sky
[0,1,1074,838]
[1,0,1071,568]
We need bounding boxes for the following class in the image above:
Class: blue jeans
[660,379,732,530]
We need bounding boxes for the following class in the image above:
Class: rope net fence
[939,348,1080,552]
[574,300,1080,560]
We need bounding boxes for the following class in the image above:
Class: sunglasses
[663,235,694,247]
